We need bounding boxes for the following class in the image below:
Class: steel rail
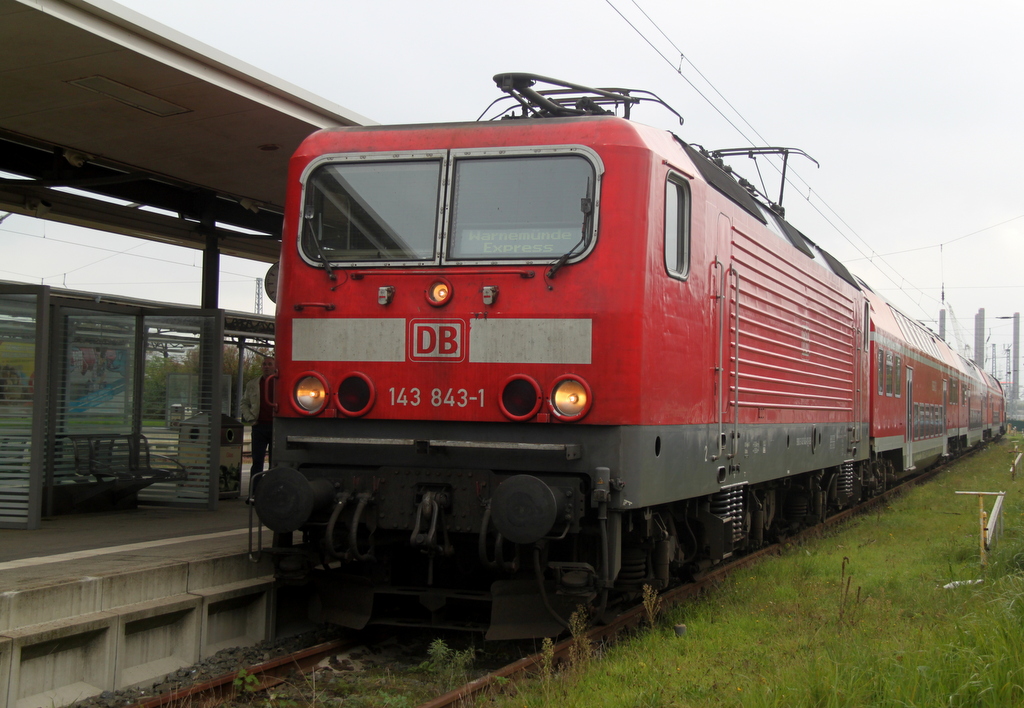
[128,638,357,708]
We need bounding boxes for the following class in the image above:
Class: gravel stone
[69,625,348,708]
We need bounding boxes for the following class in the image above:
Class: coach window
[885,351,894,396]
[894,355,902,396]
[877,350,885,395]
[863,303,870,350]
[665,174,691,279]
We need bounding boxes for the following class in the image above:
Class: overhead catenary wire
[606,1,942,312]
[601,0,757,146]
[845,214,1024,262]
[0,219,271,291]
[624,0,772,149]
[604,0,949,321]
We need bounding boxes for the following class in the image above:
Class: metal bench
[69,433,187,482]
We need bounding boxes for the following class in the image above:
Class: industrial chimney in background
[975,308,985,369]
[1014,313,1020,406]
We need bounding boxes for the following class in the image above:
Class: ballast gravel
[69,625,527,708]
[70,626,348,708]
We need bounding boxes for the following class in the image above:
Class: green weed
[233,667,261,694]
[492,437,1024,708]
[642,583,662,627]
[421,637,476,690]
[566,605,593,672]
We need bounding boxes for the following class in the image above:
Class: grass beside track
[495,435,1024,708]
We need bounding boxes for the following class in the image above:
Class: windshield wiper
[303,205,336,281]
[547,193,593,280]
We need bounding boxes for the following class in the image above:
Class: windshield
[447,155,595,261]
[301,159,442,263]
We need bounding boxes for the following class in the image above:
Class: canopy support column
[201,209,220,310]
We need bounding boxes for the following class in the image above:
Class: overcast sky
[3,0,1022,381]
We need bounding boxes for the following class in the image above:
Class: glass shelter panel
[59,310,136,434]
[41,307,145,512]
[0,292,44,528]
[138,313,222,507]
[50,310,138,504]
[165,373,232,424]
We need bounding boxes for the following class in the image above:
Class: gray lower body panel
[274,417,868,509]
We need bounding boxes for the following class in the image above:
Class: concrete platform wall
[0,553,275,708]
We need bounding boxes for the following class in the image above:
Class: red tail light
[500,376,542,421]
[337,372,375,417]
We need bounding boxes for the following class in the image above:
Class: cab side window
[665,175,691,279]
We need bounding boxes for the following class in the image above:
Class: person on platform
[241,356,277,477]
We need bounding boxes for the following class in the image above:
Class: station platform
[0,496,285,708]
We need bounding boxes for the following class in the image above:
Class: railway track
[125,448,971,708]
[128,638,360,708]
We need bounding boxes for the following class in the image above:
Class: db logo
[409,319,464,361]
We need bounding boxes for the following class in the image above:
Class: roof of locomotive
[292,113,674,159]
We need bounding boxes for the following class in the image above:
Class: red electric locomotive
[252,74,1001,639]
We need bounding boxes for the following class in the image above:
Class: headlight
[294,374,327,413]
[337,372,374,417]
[426,278,453,307]
[550,376,592,421]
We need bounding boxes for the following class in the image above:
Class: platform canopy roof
[0,0,374,263]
